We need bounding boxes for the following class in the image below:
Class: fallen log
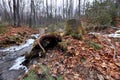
[23,33,62,65]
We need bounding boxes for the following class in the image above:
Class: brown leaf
[115,62,120,67]
[101,62,107,68]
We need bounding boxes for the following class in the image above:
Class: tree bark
[17,0,20,26]
[78,0,81,18]
[13,0,17,26]
[8,0,13,24]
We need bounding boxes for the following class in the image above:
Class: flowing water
[0,34,39,80]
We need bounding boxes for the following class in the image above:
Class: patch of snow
[106,34,120,38]
[89,30,120,38]
[89,32,101,35]
[31,34,40,39]
[9,56,28,72]
[115,30,120,34]
[0,39,35,52]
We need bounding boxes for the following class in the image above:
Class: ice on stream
[31,34,40,39]
[9,56,28,72]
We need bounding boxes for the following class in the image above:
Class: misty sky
[0,0,94,15]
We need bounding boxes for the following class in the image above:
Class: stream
[0,29,120,80]
[0,34,39,80]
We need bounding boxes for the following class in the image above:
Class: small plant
[23,64,64,80]
[59,40,70,51]
[85,40,102,50]
[89,41,102,50]
[23,71,36,80]
[72,33,83,40]
[8,35,23,44]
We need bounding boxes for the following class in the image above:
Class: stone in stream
[0,70,25,80]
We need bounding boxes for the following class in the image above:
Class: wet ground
[0,34,39,80]
[0,28,120,80]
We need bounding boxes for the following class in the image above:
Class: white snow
[89,30,120,38]
[0,34,40,52]
[0,39,35,52]
[89,32,101,35]
[115,30,120,34]
[31,34,40,39]
[107,34,120,38]
[9,56,28,72]
[0,34,40,72]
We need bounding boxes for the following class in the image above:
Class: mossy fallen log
[23,33,62,65]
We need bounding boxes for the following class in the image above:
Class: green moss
[84,40,102,50]
[59,40,70,51]
[23,64,64,80]
[89,41,102,50]
[23,71,36,80]
[72,33,83,40]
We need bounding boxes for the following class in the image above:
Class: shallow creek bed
[0,29,120,80]
[0,33,61,80]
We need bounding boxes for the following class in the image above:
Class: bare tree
[13,0,17,26]
[83,0,86,15]
[2,0,9,22]
[69,0,73,19]
[19,0,25,25]
[50,0,53,23]
[17,0,20,26]
[8,0,12,23]
[62,0,65,19]
[66,0,69,19]
[29,0,34,27]
[78,0,81,18]
[46,0,49,18]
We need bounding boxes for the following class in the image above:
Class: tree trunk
[13,0,17,26]
[78,0,81,18]
[63,0,65,19]
[17,0,20,27]
[8,0,13,24]
[29,0,34,27]
[46,0,49,18]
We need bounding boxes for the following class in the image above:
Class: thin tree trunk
[17,0,20,26]
[78,0,81,18]
[8,0,12,24]
[63,0,65,19]
[13,0,17,26]
[46,0,49,18]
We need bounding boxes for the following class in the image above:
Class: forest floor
[0,26,38,48]
[0,26,120,80]
[24,28,120,80]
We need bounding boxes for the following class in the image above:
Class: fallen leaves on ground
[33,32,120,80]
[0,26,38,48]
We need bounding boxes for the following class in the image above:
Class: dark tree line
[0,0,119,27]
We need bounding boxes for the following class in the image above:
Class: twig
[38,41,46,53]
[104,36,117,60]
[93,33,117,60]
